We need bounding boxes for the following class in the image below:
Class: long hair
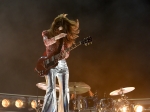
[48,14,80,47]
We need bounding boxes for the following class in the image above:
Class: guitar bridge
[44,57,56,68]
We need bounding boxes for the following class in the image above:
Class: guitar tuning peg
[90,42,92,44]
[85,43,87,46]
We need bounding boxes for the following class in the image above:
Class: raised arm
[42,30,67,47]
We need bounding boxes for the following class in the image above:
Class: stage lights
[119,105,129,112]
[2,99,10,108]
[30,99,44,109]
[0,93,44,112]
[134,105,143,112]
[31,100,37,109]
[15,99,24,108]
[0,93,149,112]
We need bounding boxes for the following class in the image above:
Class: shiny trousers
[41,59,69,112]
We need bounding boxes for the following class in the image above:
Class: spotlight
[122,106,128,112]
[31,100,37,109]
[119,105,129,112]
[134,105,143,112]
[15,99,24,108]
[2,99,10,108]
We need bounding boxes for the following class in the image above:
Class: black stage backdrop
[0,0,150,100]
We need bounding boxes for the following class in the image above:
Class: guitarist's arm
[42,30,67,47]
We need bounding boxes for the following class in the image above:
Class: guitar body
[35,36,92,77]
[35,56,58,77]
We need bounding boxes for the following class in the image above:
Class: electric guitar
[35,36,92,76]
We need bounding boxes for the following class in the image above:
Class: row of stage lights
[1,99,43,109]
[1,99,145,112]
[0,93,149,112]
[100,99,144,112]
[0,93,43,111]
[116,104,143,112]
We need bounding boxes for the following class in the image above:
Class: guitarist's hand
[60,50,69,59]
[55,33,67,40]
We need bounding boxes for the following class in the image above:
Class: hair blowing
[48,14,80,47]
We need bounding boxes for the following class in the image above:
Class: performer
[41,14,79,112]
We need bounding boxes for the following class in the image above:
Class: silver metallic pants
[41,59,69,112]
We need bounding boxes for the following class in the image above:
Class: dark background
[0,0,150,100]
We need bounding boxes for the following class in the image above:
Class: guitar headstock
[81,36,92,46]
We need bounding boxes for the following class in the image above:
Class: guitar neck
[55,41,82,60]
[66,41,81,52]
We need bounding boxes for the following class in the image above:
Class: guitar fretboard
[54,41,82,60]
[66,42,81,52]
